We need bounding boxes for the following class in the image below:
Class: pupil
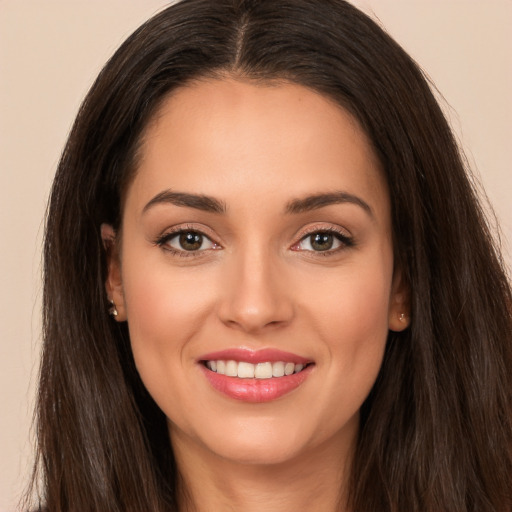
[179,232,202,251]
[311,233,333,251]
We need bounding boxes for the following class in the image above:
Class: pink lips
[200,348,311,365]
[198,348,314,403]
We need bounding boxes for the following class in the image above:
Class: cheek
[309,260,392,336]
[306,257,393,397]
[120,256,216,394]
[123,255,214,333]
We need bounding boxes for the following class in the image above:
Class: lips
[198,348,314,402]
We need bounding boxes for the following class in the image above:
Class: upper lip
[198,348,312,365]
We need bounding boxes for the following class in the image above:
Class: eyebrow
[142,190,226,214]
[142,189,372,217]
[285,191,373,217]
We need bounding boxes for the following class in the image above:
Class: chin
[184,414,332,466]
[209,435,310,466]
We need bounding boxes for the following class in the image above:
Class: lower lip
[200,364,314,403]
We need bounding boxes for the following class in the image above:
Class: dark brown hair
[27,0,512,510]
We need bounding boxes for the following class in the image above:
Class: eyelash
[291,226,355,255]
[154,224,219,258]
[154,225,354,257]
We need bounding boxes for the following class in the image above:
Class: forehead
[128,78,389,217]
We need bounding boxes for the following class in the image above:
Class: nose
[217,247,294,333]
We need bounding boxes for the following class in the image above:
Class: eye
[158,230,218,253]
[293,230,353,253]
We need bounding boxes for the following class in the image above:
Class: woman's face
[105,78,408,466]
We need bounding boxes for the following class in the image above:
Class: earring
[108,299,118,317]
[399,313,406,322]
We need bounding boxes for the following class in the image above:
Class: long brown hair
[27,1,512,510]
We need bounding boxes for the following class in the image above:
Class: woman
[26,0,512,510]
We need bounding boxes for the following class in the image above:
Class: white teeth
[225,360,238,377]
[272,361,285,377]
[206,360,308,379]
[237,361,255,378]
[255,362,273,379]
[284,362,295,376]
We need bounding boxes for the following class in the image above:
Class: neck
[171,427,355,512]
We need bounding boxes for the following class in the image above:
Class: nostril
[216,261,295,331]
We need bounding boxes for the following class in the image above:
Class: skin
[104,78,409,512]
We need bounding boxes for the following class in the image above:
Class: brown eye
[161,230,217,253]
[179,232,203,251]
[292,229,353,253]
[310,233,334,251]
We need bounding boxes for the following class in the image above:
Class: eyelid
[290,223,354,252]
[154,223,222,255]
[297,222,351,238]
[153,222,353,256]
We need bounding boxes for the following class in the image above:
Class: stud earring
[399,313,406,322]
[108,299,118,317]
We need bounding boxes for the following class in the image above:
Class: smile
[205,360,307,379]
[199,349,314,402]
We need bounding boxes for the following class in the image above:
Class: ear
[388,267,410,332]
[101,223,127,321]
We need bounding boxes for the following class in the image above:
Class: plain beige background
[1,1,510,509]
